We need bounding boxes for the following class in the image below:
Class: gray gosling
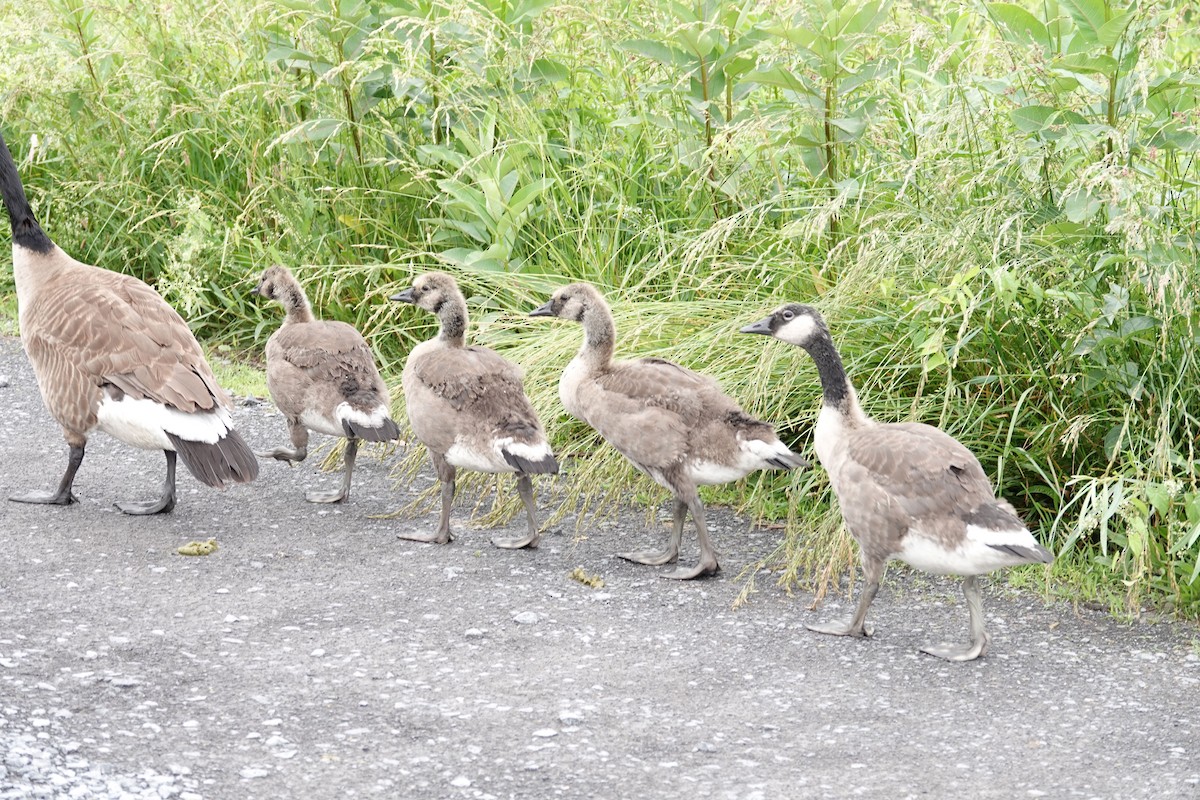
[531,282,807,580]
[0,130,257,514]
[392,272,557,549]
[252,265,400,503]
[742,303,1053,661]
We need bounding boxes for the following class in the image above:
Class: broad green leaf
[839,0,890,37]
[1097,10,1134,48]
[1059,0,1107,44]
[438,180,491,224]
[1055,52,1117,75]
[1063,189,1101,222]
[1118,316,1158,338]
[276,118,344,144]
[747,65,809,95]
[1145,483,1170,520]
[830,116,868,137]
[1011,105,1088,140]
[1011,105,1057,134]
[674,24,719,58]
[507,178,552,219]
[987,3,1047,48]
[619,39,694,69]
[530,58,570,84]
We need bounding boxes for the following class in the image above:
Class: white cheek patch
[775,315,817,346]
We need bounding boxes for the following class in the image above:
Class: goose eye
[781,309,795,321]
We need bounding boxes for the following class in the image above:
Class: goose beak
[529,300,555,318]
[390,288,416,304]
[739,317,773,336]
[250,284,265,298]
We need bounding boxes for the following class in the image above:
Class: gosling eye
[781,309,795,321]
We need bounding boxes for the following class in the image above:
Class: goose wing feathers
[269,320,381,383]
[412,345,528,412]
[594,357,723,419]
[842,422,996,520]
[581,357,737,470]
[26,270,228,418]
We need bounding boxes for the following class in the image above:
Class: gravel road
[1,335,1197,799]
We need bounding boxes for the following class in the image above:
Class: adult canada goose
[252,265,400,503]
[391,272,557,549]
[530,283,807,580]
[0,130,257,514]
[741,303,1053,661]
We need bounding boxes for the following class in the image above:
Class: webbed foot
[492,531,540,550]
[659,558,720,580]
[920,633,989,662]
[397,529,453,545]
[9,489,78,506]
[617,548,678,566]
[805,619,875,638]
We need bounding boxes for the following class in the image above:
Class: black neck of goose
[437,298,467,346]
[805,335,851,409]
[0,134,53,254]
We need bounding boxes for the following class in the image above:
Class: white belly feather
[96,395,233,451]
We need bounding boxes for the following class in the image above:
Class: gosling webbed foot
[492,531,540,550]
[617,548,679,567]
[805,619,875,638]
[658,557,720,580]
[10,489,78,506]
[256,446,305,464]
[397,529,453,546]
[920,632,990,662]
[305,487,349,504]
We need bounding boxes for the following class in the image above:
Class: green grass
[1,0,1198,617]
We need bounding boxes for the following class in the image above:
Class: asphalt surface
[1,335,1198,799]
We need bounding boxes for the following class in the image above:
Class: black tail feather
[988,542,1054,564]
[0,131,54,254]
[502,450,559,475]
[168,429,260,489]
[341,416,401,442]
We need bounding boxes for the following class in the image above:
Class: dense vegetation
[1,0,1197,614]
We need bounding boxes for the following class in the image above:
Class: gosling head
[390,271,466,316]
[529,282,607,324]
[252,265,307,313]
[740,303,830,350]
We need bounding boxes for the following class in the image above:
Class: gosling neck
[436,296,468,347]
[578,306,616,370]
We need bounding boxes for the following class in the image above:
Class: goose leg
[920,575,991,662]
[492,474,542,550]
[398,452,454,545]
[256,420,308,463]
[10,444,85,506]
[116,450,177,515]
[806,557,883,638]
[618,498,686,567]
[306,438,356,504]
[660,493,720,580]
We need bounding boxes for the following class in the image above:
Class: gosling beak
[529,300,555,318]
[390,288,416,304]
